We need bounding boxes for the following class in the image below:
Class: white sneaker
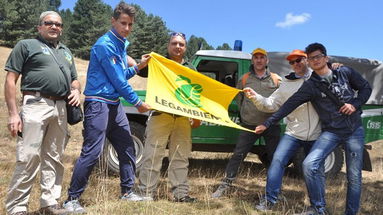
[255,198,274,211]
[63,199,86,214]
[141,196,154,201]
[137,191,154,201]
[121,192,143,201]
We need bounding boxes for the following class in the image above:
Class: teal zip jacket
[84,28,142,106]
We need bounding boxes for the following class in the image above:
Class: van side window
[196,60,238,87]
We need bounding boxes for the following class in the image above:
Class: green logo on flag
[175,75,203,108]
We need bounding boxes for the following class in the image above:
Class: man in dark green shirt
[4,11,80,215]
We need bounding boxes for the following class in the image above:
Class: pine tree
[0,0,49,47]
[67,0,111,59]
[59,8,73,45]
[216,43,232,50]
[0,0,8,41]
[185,35,214,59]
[127,4,169,59]
[48,0,61,11]
[0,0,216,60]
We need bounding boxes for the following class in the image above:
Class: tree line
[0,0,232,60]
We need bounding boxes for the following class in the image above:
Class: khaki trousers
[138,113,191,199]
[6,95,68,214]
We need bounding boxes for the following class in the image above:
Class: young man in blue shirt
[63,2,151,213]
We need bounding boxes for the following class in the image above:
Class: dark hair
[113,2,136,20]
[305,42,327,56]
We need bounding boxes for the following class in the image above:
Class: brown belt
[22,91,66,101]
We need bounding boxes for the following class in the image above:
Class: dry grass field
[0,46,382,215]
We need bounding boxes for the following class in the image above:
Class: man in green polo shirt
[4,11,80,215]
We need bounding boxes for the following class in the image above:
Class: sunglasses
[308,53,325,61]
[170,32,186,39]
[289,57,304,65]
[43,21,63,28]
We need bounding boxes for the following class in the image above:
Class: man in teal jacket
[63,2,151,213]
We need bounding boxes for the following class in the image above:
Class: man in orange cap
[243,49,323,211]
[212,48,282,198]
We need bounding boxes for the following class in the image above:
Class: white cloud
[276,12,311,28]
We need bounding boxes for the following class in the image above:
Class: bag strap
[41,42,71,96]
[315,80,345,107]
[241,72,250,87]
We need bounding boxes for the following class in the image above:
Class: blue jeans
[265,134,316,203]
[303,126,364,215]
[68,101,136,199]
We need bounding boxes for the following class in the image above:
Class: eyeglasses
[43,21,63,28]
[308,53,325,61]
[170,32,186,39]
[289,57,304,65]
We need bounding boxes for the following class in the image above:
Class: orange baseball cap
[252,48,267,56]
[286,49,307,61]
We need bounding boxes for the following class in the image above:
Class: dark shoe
[11,212,27,215]
[293,206,329,215]
[277,193,287,202]
[293,207,318,215]
[255,198,274,211]
[174,195,197,203]
[211,183,230,198]
[40,204,68,215]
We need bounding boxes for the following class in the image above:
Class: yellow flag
[146,52,252,132]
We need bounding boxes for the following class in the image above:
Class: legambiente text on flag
[146,52,252,132]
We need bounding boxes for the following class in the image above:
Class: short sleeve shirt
[5,36,78,97]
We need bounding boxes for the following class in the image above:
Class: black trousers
[224,123,281,180]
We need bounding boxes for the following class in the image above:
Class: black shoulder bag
[315,79,372,171]
[315,80,345,108]
[45,44,83,125]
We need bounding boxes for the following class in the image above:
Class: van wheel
[100,121,146,175]
[292,146,344,178]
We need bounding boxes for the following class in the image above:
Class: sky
[60,0,383,61]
